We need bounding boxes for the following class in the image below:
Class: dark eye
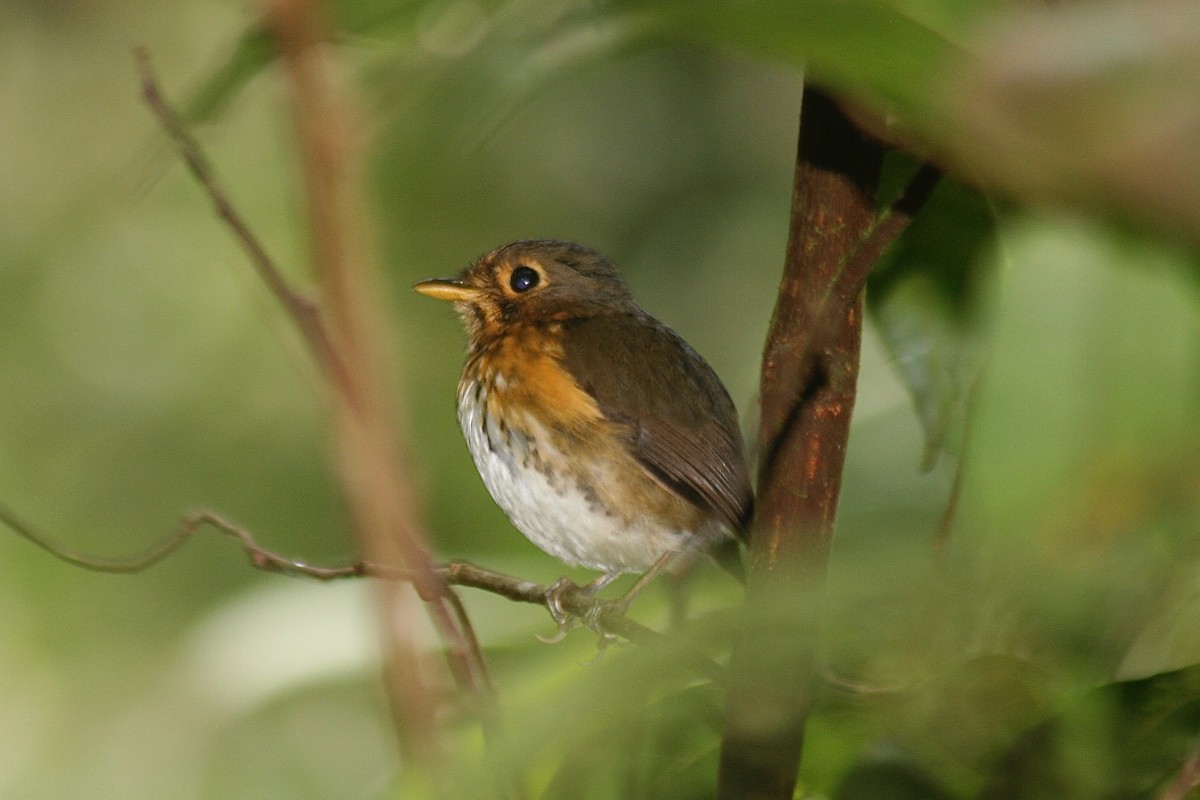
[510,266,540,293]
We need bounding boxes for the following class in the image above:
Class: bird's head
[414,240,639,342]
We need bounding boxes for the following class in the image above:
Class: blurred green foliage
[2,0,1199,798]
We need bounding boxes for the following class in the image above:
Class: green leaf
[834,754,954,800]
[981,665,1200,798]
[868,168,997,469]
[182,0,429,125]
[618,0,966,111]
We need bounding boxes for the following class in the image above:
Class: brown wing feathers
[560,314,752,534]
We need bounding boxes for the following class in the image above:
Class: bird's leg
[614,550,678,612]
[538,572,619,643]
[583,571,619,596]
[575,556,675,645]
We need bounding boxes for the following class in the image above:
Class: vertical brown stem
[718,87,885,799]
[264,0,493,776]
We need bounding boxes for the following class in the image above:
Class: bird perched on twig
[416,240,751,622]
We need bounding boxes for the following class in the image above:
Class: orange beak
[413,278,481,303]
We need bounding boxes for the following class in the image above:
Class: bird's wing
[559,314,752,534]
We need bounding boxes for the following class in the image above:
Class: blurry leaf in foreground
[916,654,1052,772]
[868,170,996,469]
[818,657,1200,798]
[620,0,962,111]
[183,0,431,125]
[539,681,724,799]
[364,0,647,169]
[943,1,1200,244]
[833,748,953,800]
[810,655,1052,797]
[1120,565,1200,681]
[982,665,1200,799]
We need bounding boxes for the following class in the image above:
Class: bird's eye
[510,266,540,293]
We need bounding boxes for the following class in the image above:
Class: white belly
[457,380,687,574]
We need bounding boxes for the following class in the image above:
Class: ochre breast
[469,323,603,434]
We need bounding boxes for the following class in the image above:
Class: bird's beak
[413,278,480,303]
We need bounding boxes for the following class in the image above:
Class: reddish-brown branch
[717,87,889,800]
[0,500,719,681]
[261,0,479,770]
[0,501,363,578]
[755,87,882,567]
[137,21,489,770]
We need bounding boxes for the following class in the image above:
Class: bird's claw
[535,623,576,645]
[581,602,621,652]
[538,576,624,646]
[543,577,577,624]
[539,577,582,643]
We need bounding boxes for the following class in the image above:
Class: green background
[3,0,1199,797]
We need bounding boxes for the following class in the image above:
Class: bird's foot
[537,577,581,643]
[580,599,621,650]
[537,574,619,644]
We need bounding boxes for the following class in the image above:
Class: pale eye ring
[510,265,540,293]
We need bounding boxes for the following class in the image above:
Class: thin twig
[0,503,722,683]
[136,36,488,770]
[830,162,942,318]
[0,501,365,579]
[133,46,348,390]
[805,161,942,367]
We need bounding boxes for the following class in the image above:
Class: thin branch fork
[133,47,347,390]
[0,500,708,676]
[135,31,481,769]
[757,161,941,487]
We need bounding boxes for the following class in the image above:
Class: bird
[415,240,751,618]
